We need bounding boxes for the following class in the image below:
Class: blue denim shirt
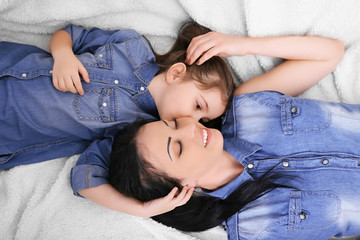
[205,91,360,239]
[0,25,159,194]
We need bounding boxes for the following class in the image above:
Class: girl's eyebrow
[200,95,209,111]
[162,120,169,127]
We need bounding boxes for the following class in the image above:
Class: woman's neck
[201,151,244,191]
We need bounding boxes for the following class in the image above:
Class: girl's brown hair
[154,22,235,107]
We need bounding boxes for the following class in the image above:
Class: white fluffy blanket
[1,0,360,239]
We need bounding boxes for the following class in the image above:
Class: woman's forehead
[136,121,168,164]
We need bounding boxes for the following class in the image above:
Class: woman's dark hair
[153,21,235,108]
[109,120,182,202]
[109,121,291,232]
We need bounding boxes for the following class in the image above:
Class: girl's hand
[52,52,90,95]
[186,32,245,65]
[142,186,194,217]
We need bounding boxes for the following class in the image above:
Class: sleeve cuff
[70,164,109,197]
[62,24,84,48]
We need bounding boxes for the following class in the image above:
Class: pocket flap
[288,191,340,231]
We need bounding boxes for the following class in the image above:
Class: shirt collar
[131,63,160,117]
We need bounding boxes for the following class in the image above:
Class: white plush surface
[1,0,360,239]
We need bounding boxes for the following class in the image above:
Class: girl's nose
[191,111,203,122]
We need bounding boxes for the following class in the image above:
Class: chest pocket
[280,97,331,134]
[94,45,113,70]
[288,191,340,231]
[73,87,116,122]
[78,45,113,69]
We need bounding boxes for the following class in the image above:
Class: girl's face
[136,117,225,187]
[157,80,226,122]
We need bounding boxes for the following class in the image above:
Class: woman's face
[136,117,225,187]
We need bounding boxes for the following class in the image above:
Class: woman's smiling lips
[201,128,211,147]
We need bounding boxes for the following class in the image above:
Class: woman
[108,33,360,239]
[109,91,360,239]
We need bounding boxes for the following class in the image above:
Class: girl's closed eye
[196,101,201,109]
[174,118,178,129]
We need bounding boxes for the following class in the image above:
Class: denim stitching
[125,36,150,69]
[281,98,294,134]
[2,68,53,79]
[257,219,286,238]
[125,37,137,67]
[86,165,92,188]
[244,93,282,109]
[74,88,115,122]
[288,191,340,230]
[87,72,137,91]
[134,63,151,85]
[1,138,77,163]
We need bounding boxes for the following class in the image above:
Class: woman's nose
[179,119,197,139]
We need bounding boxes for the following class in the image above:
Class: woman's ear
[180,178,196,188]
[165,62,187,84]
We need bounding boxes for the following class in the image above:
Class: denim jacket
[206,91,360,240]
[0,25,159,194]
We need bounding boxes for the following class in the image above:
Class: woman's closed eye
[176,140,183,157]
[173,119,183,157]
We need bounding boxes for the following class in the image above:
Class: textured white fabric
[1,0,360,239]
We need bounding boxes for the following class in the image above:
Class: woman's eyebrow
[162,120,172,161]
[167,137,173,162]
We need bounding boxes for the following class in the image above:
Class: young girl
[0,22,234,216]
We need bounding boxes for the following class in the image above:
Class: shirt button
[290,107,297,114]
[102,102,107,107]
[321,159,329,165]
[247,163,254,169]
[98,54,103,58]
[299,212,306,220]
[49,70,53,74]
[114,80,119,84]
[282,161,290,167]
[140,86,145,91]
[22,73,27,78]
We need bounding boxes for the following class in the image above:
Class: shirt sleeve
[70,137,113,197]
[62,24,141,55]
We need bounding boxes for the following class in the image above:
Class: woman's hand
[142,186,194,217]
[186,32,245,65]
[52,52,90,95]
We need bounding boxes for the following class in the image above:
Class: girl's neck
[147,73,165,107]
